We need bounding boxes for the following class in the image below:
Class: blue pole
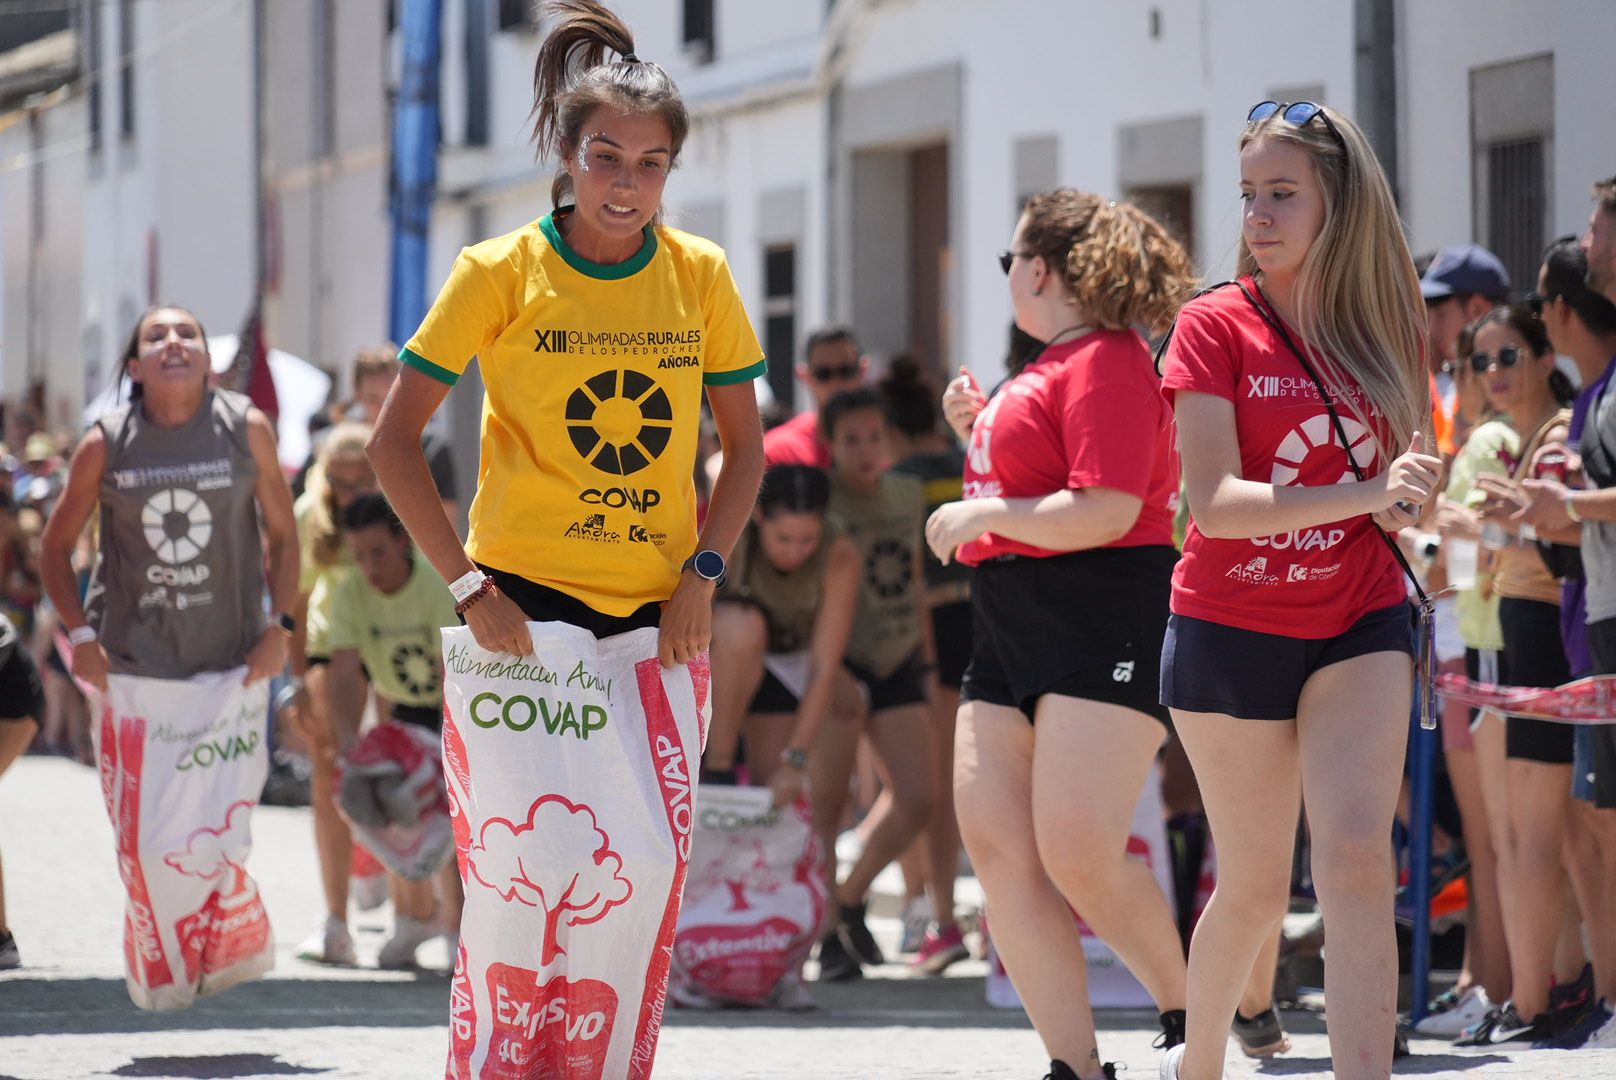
[389,0,443,347]
[1406,704,1438,1023]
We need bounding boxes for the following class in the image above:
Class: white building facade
[462,0,1609,406]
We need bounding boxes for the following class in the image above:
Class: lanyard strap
[1237,281,1430,607]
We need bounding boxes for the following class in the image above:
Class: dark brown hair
[121,304,209,401]
[531,0,689,212]
[1019,189,1195,335]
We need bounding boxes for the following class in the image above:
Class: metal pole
[389,0,444,347]
[1406,704,1438,1023]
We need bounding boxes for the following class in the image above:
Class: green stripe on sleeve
[703,358,768,386]
[400,347,460,386]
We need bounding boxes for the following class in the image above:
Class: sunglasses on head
[810,363,860,383]
[1246,100,1345,149]
[1470,345,1524,374]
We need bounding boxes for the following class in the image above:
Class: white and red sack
[337,719,455,881]
[987,766,1173,1010]
[440,623,710,1080]
[670,784,826,1008]
[94,669,275,1011]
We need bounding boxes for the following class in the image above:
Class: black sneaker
[1154,1008,1186,1050]
[1231,1004,1289,1056]
[1548,962,1596,1033]
[816,929,862,982]
[1043,1062,1118,1080]
[1453,1000,1552,1045]
[0,929,18,970]
[836,902,885,966]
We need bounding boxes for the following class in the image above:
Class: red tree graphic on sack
[468,794,633,965]
[163,799,255,898]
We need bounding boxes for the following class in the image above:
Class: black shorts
[1160,602,1413,721]
[961,545,1176,726]
[1499,598,1574,765]
[1588,617,1616,808]
[846,654,929,713]
[0,645,43,722]
[392,702,443,733]
[931,600,972,690]
[751,666,799,714]
[480,564,661,639]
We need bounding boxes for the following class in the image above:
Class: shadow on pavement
[1252,1051,1510,1074]
[110,1055,333,1078]
[0,977,446,1037]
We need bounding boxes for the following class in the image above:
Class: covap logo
[566,369,674,476]
[1270,414,1374,487]
[142,488,213,564]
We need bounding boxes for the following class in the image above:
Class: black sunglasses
[1525,292,1560,317]
[998,249,1030,275]
[810,363,860,383]
[1247,100,1345,149]
[1470,345,1524,374]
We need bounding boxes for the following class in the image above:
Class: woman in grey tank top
[40,305,300,689]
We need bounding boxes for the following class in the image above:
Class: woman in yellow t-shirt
[369,5,765,662]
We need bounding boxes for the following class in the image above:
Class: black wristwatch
[780,746,809,770]
[268,611,297,636]
[682,549,727,588]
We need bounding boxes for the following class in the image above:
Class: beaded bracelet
[454,577,496,618]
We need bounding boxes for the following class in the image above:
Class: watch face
[693,549,725,580]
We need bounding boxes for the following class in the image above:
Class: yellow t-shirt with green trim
[403,212,765,615]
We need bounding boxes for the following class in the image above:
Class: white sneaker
[1159,1044,1185,1080]
[1587,1005,1616,1049]
[1413,985,1492,1037]
[295,915,357,966]
[378,914,440,970]
[899,895,933,954]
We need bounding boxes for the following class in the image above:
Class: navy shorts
[0,644,43,723]
[1160,603,1414,721]
[846,654,929,713]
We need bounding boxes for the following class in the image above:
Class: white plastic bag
[337,719,454,881]
[95,669,274,1011]
[670,784,826,1008]
[987,766,1172,1010]
[440,623,710,1080]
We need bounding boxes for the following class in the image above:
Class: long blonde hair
[304,422,373,570]
[1238,107,1428,460]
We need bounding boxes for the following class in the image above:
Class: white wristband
[449,569,489,604]
[67,625,98,647]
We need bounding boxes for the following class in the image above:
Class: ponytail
[530,1,688,211]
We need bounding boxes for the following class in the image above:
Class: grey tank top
[85,390,265,677]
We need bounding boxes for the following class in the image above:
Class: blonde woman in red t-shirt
[1157,103,1440,1080]
[925,190,1194,1080]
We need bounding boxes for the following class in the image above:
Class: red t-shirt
[1160,278,1405,638]
[957,329,1179,565]
[762,410,832,469]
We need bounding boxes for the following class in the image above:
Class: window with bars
[1485,137,1546,297]
[764,245,796,406]
[84,0,101,154]
[118,0,133,140]
[499,0,536,32]
[683,0,715,64]
[1128,184,1196,264]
